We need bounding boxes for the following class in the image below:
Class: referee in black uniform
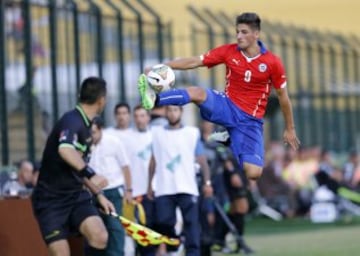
[32,77,115,256]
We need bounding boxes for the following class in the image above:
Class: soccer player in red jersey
[138,14,300,253]
[139,12,300,180]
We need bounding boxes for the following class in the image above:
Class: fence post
[292,39,306,145]
[218,11,233,26]
[66,0,81,94]
[48,0,59,123]
[305,40,319,146]
[204,9,230,43]
[0,0,9,165]
[167,21,174,59]
[23,0,35,162]
[120,0,145,72]
[341,44,353,150]
[105,0,126,102]
[187,6,215,88]
[316,42,330,149]
[353,48,360,144]
[136,0,164,62]
[88,0,103,78]
[328,43,340,151]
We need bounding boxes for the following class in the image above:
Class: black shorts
[31,184,99,245]
[223,170,248,201]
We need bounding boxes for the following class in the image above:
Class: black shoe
[237,238,255,255]
[207,130,231,146]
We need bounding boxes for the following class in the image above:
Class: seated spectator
[318,149,343,183]
[2,160,34,197]
[343,150,360,189]
[282,147,319,215]
[258,142,297,217]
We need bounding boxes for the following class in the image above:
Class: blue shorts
[199,89,264,167]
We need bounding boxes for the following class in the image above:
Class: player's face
[115,107,130,129]
[166,106,182,126]
[91,124,102,144]
[134,108,150,131]
[236,23,259,49]
[96,96,106,114]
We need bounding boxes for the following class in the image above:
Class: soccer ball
[147,64,175,93]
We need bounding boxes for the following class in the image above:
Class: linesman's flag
[110,212,180,246]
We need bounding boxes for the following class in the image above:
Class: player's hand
[230,172,243,187]
[147,186,154,200]
[90,174,108,189]
[97,193,115,214]
[202,184,213,198]
[124,191,133,204]
[283,128,300,150]
[207,212,215,226]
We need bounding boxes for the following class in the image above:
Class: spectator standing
[106,102,132,140]
[87,116,132,256]
[126,105,156,256]
[148,105,213,256]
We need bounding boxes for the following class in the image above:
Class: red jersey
[201,42,287,118]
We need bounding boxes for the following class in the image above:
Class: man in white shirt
[87,116,132,256]
[148,105,213,256]
[126,105,156,256]
[106,102,132,141]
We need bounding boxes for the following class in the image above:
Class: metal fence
[187,6,360,153]
[0,0,173,164]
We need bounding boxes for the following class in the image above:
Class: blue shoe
[138,74,156,110]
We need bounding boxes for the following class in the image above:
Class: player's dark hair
[79,77,107,104]
[92,115,105,129]
[114,102,131,114]
[133,104,143,111]
[236,12,261,31]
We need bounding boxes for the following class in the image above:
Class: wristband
[78,165,96,179]
[126,188,133,192]
[205,180,212,186]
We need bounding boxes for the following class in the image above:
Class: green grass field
[216,217,360,256]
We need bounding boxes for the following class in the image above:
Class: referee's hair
[79,77,107,104]
[236,12,261,31]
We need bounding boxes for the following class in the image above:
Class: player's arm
[165,56,204,70]
[58,146,88,172]
[57,122,114,212]
[195,138,213,197]
[271,56,300,150]
[122,165,132,203]
[147,154,156,199]
[58,146,106,193]
[115,138,132,202]
[59,146,114,213]
[275,87,300,150]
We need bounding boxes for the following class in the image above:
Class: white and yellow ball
[146,64,175,93]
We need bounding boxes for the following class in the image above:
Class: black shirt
[37,105,92,192]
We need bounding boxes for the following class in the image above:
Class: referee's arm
[59,145,88,171]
